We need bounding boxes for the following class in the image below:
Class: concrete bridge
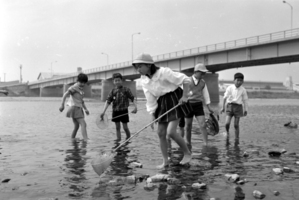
[28,28,299,102]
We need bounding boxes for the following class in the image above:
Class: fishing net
[205,113,219,136]
[91,152,115,176]
[96,113,109,129]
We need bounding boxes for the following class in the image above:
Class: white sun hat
[132,53,154,65]
[194,63,209,72]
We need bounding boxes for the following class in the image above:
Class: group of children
[59,53,248,167]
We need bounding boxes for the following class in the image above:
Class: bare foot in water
[156,161,169,169]
[179,153,192,165]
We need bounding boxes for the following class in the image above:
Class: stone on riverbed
[273,168,283,175]
[144,182,157,191]
[129,162,143,168]
[191,182,207,189]
[253,190,265,199]
[282,167,293,173]
[146,174,170,183]
[273,191,280,196]
[225,174,240,182]
[268,151,282,157]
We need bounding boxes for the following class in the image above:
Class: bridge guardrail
[30,28,299,85]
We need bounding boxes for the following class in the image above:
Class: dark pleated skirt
[155,87,192,123]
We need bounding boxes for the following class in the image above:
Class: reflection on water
[1,98,299,200]
[63,139,89,198]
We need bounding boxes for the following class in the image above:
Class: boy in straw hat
[178,63,214,148]
[220,72,248,143]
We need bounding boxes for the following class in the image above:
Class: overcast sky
[0,0,298,83]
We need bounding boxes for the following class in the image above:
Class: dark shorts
[185,102,205,118]
[226,103,243,117]
[66,106,84,119]
[112,109,129,123]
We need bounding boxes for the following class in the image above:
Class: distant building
[0,80,20,87]
[37,72,67,80]
[283,76,293,90]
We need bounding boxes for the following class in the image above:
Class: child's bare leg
[225,115,232,134]
[178,127,185,138]
[195,115,209,145]
[77,118,88,140]
[234,117,240,140]
[157,122,169,168]
[122,123,131,139]
[71,118,80,138]
[168,120,192,165]
[185,118,193,146]
[115,122,121,140]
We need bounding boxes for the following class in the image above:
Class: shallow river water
[0,97,299,200]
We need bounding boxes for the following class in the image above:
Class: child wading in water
[100,73,137,140]
[59,73,89,140]
[133,53,192,168]
[220,73,248,143]
[179,63,214,148]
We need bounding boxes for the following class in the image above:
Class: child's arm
[131,99,138,114]
[82,101,89,115]
[202,84,213,113]
[127,88,138,113]
[243,90,249,116]
[181,77,191,104]
[220,97,227,114]
[59,91,71,112]
[100,101,110,119]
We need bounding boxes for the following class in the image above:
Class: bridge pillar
[63,84,71,93]
[101,80,136,102]
[39,87,43,97]
[203,73,219,103]
[39,86,65,97]
[83,84,92,98]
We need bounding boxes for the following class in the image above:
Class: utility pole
[20,65,23,83]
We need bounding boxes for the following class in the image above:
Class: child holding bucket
[100,73,137,140]
[59,73,90,140]
[220,72,248,142]
[133,53,192,168]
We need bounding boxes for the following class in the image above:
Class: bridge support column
[40,87,43,97]
[63,84,71,93]
[83,84,92,98]
[203,73,219,103]
[101,80,136,102]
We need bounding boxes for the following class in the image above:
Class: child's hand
[100,113,104,120]
[179,96,188,105]
[59,105,64,112]
[131,107,137,114]
[244,111,247,116]
[208,108,214,114]
[150,115,156,130]
[85,109,90,115]
[220,108,224,114]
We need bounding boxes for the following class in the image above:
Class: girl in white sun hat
[133,53,192,168]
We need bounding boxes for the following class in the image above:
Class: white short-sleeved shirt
[224,84,248,111]
[140,67,189,114]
